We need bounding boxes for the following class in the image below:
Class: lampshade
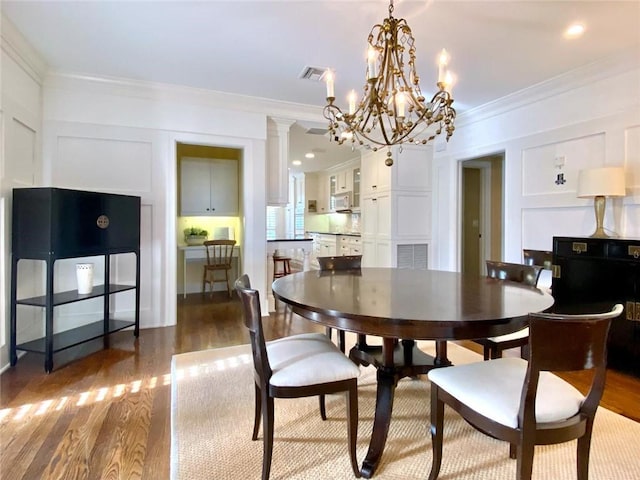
[577,167,626,198]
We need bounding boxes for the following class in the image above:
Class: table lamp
[577,166,626,238]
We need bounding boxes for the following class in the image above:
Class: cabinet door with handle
[180,158,238,216]
[210,159,238,216]
[181,158,212,215]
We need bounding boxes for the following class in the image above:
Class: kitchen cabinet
[352,167,361,210]
[361,146,431,195]
[332,169,353,194]
[552,236,640,377]
[339,235,362,256]
[361,150,391,195]
[318,234,338,257]
[361,193,391,267]
[317,173,330,213]
[10,187,141,373]
[361,193,391,238]
[180,157,238,216]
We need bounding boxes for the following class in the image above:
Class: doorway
[176,142,243,303]
[461,154,504,276]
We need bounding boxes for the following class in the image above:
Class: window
[266,206,277,240]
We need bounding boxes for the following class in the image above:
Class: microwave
[332,192,352,212]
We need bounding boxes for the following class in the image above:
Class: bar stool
[273,255,292,279]
[273,254,292,315]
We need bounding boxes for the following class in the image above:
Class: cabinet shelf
[16,284,136,307]
[16,319,135,354]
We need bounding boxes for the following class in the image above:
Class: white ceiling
[3,0,639,173]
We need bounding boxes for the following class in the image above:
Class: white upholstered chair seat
[267,333,360,387]
[487,327,529,343]
[428,357,584,428]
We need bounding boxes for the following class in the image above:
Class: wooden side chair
[234,274,361,480]
[318,255,363,353]
[523,248,553,294]
[202,239,236,298]
[473,260,544,360]
[522,249,553,270]
[427,303,623,480]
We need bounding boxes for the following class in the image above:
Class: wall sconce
[577,166,626,238]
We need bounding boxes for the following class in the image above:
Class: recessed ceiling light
[564,23,585,39]
[304,152,315,159]
[292,160,302,166]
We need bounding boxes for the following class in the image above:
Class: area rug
[170,340,640,479]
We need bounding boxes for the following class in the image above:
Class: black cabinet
[552,236,640,377]
[10,187,141,373]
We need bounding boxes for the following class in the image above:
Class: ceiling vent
[306,127,328,136]
[299,66,326,82]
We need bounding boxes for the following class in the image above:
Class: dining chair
[522,249,553,270]
[427,303,623,480]
[318,255,363,353]
[472,260,544,360]
[202,239,236,298]
[234,274,361,480]
[523,249,553,294]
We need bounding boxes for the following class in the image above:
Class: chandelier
[323,0,456,166]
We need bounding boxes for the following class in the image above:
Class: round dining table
[272,267,555,478]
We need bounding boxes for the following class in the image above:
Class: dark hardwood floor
[1,293,639,479]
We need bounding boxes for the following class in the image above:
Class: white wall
[0,16,46,370]
[433,50,640,271]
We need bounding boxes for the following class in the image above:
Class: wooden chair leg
[202,267,207,294]
[252,383,261,440]
[261,395,275,480]
[483,345,491,361]
[509,442,517,459]
[225,269,231,298]
[319,394,327,421]
[515,438,535,480]
[338,330,346,353]
[428,385,444,480]
[577,419,595,480]
[326,326,333,339]
[492,345,502,360]
[347,383,361,478]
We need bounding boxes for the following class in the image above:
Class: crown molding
[456,47,640,128]
[1,15,47,84]
[44,71,327,124]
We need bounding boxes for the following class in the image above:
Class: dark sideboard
[10,187,141,373]
[552,236,640,377]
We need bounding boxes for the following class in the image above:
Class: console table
[552,236,640,377]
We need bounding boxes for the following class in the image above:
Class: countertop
[267,237,313,242]
[306,231,361,237]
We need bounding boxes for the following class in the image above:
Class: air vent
[397,244,428,269]
[306,127,328,135]
[299,66,327,81]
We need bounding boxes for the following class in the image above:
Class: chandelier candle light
[323,0,456,166]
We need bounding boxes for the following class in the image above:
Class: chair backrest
[318,255,362,271]
[234,274,272,384]
[521,304,623,422]
[523,249,553,270]
[485,260,543,287]
[204,239,236,267]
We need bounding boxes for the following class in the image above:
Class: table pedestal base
[349,338,451,478]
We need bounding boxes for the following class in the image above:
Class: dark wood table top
[272,268,555,340]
